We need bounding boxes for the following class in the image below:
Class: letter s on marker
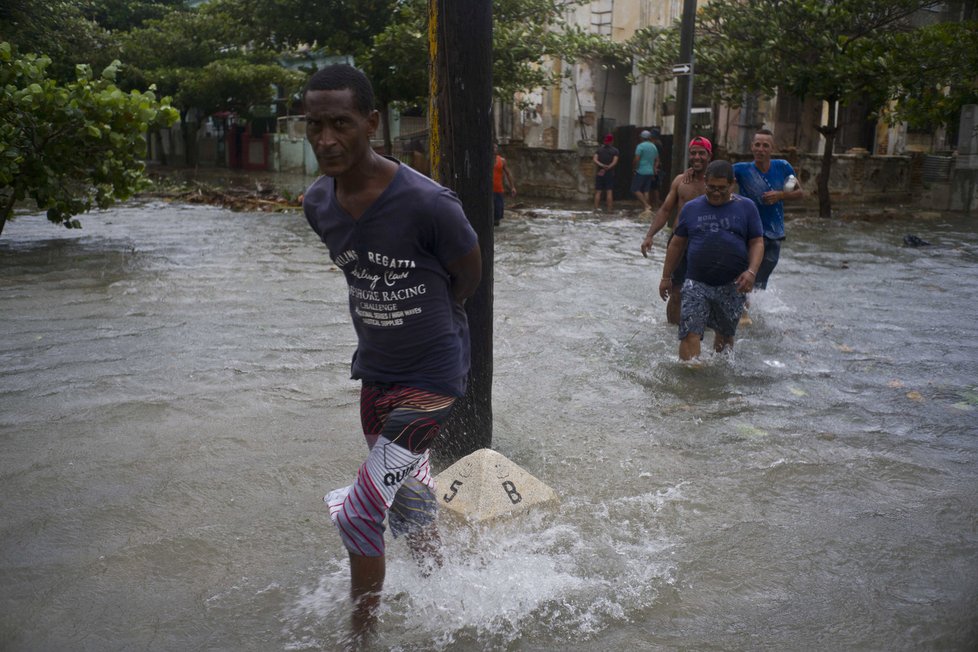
[443,479,463,502]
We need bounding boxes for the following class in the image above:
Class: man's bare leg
[713,334,735,354]
[679,332,701,360]
[634,191,650,213]
[405,525,443,577]
[349,553,385,643]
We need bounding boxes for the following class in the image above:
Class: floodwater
[1,198,977,651]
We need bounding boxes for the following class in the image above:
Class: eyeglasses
[705,184,730,193]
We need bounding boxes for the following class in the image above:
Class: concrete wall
[501,143,958,211]
[757,151,916,204]
[271,133,319,176]
[503,144,593,200]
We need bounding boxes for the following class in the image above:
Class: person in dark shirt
[302,63,481,641]
[659,160,763,361]
[593,133,620,211]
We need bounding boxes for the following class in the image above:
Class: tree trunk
[816,100,838,218]
[429,0,494,462]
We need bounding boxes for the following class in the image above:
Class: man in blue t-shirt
[732,128,804,289]
[302,64,481,640]
[631,130,660,215]
[659,160,764,361]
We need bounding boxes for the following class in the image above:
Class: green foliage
[0,42,178,234]
[78,0,190,32]
[176,60,306,117]
[361,0,429,109]
[117,5,305,117]
[211,0,399,58]
[0,0,117,82]
[872,20,978,129]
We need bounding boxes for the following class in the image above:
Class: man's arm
[658,234,688,300]
[446,244,482,305]
[760,167,804,204]
[760,187,803,204]
[641,174,681,257]
[503,162,517,196]
[734,236,764,293]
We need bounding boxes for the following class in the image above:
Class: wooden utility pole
[428,0,494,460]
[671,0,697,180]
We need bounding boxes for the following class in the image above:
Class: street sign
[672,63,692,75]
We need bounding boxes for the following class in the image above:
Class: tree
[213,0,398,58]
[360,0,430,154]
[0,42,178,236]
[116,5,305,164]
[78,0,190,32]
[0,0,117,83]
[631,0,949,218]
[872,20,978,133]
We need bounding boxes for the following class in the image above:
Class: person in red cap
[592,133,620,211]
[640,136,713,324]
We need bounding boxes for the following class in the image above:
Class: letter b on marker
[502,481,522,504]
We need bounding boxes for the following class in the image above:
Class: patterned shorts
[678,279,746,340]
[325,383,456,557]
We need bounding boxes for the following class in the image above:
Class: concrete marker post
[435,448,558,523]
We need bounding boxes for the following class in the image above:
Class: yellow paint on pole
[427,0,441,183]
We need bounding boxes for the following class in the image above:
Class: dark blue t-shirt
[303,162,478,397]
[675,194,763,286]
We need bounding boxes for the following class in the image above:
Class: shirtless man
[640,136,713,324]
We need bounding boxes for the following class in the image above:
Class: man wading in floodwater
[659,160,763,361]
[640,136,714,325]
[301,64,481,643]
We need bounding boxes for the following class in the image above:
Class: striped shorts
[325,383,456,557]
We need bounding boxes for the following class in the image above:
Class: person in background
[649,132,664,209]
[640,136,713,324]
[631,129,660,217]
[493,142,517,226]
[593,133,620,211]
[658,160,763,361]
[302,63,482,643]
[732,128,804,290]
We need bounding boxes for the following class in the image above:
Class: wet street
[2,199,977,650]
